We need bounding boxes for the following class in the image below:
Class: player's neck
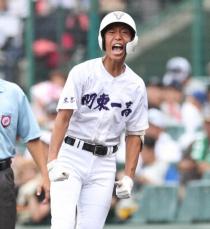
[102,57,126,77]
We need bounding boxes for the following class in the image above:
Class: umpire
[0,78,50,229]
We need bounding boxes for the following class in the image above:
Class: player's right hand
[47,159,69,182]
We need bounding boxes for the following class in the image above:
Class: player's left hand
[115,176,134,199]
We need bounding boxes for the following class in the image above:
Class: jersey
[0,79,41,159]
[57,57,148,146]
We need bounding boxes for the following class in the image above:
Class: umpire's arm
[27,138,50,203]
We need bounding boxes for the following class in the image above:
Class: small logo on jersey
[70,97,75,103]
[1,115,11,128]
[63,97,75,104]
[113,12,124,20]
[64,97,68,103]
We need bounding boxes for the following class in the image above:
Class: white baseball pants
[50,143,116,229]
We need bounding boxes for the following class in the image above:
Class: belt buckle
[93,145,107,156]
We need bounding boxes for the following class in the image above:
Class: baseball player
[48,11,149,229]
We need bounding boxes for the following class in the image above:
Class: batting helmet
[163,57,192,86]
[98,11,138,54]
[166,57,192,76]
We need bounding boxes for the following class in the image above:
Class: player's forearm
[48,110,73,161]
[125,135,141,178]
[27,139,48,176]
[48,125,67,161]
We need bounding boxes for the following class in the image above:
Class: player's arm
[115,131,145,199]
[48,109,73,162]
[124,134,142,178]
[47,109,73,182]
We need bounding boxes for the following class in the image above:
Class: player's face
[104,23,132,61]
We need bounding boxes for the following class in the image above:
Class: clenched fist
[115,176,134,199]
[47,160,69,182]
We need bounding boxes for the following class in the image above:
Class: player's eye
[122,29,130,34]
[108,30,114,34]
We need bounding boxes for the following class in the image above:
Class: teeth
[112,43,124,52]
[114,44,122,47]
[112,44,123,51]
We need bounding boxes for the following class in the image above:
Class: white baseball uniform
[50,57,148,229]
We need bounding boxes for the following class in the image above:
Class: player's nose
[114,30,123,40]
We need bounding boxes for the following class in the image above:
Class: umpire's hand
[36,172,50,204]
[115,176,134,199]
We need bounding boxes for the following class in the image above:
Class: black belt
[0,158,11,171]
[64,136,118,156]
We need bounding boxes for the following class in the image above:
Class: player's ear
[102,33,106,51]
[98,30,106,51]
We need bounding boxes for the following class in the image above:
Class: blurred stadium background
[1,0,210,228]
[1,0,210,92]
